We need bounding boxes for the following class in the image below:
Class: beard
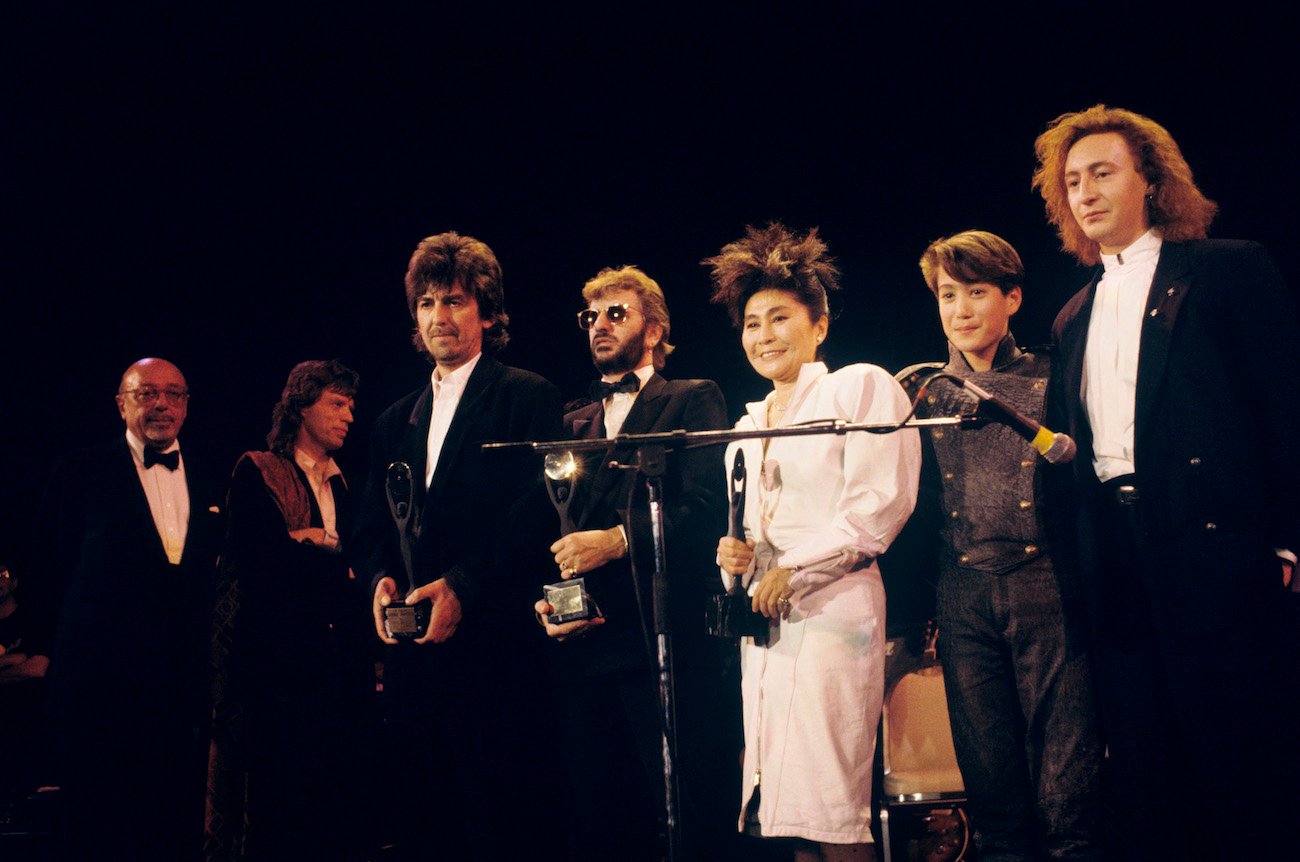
[592,326,648,376]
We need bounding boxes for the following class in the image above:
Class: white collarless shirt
[1083,229,1162,482]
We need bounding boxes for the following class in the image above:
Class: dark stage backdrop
[5,4,1298,601]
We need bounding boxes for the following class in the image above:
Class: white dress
[723,362,920,843]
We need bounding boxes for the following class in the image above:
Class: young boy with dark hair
[904,230,1103,861]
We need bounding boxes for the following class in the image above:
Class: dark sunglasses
[577,304,640,330]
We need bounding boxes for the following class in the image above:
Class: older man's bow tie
[589,373,640,401]
[143,448,180,471]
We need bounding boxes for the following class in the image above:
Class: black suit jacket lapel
[331,473,354,541]
[570,410,602,441]
[1064,276,1098,426]
[566,402,607,530]
[1134,241,1193,448]
[178,448,207,565]
[398,385,434,510]
[618,374,669,439]
[1057,271,1101,474]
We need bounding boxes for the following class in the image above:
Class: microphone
[956,379,1076,464]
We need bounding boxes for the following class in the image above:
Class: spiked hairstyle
[703,223,841,329]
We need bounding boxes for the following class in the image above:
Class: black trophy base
[706,592,771,644]
[384,600,431,639]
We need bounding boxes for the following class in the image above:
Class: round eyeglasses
[577,304,640,330]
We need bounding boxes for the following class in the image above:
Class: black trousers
[551,662,743,862]
[937,557,1104,862]
[1086,478,1300,862]
[382,673,557,862]
[54,715,207,862]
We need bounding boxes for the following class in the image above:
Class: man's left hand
[404,577,463,644]
[550,527,627,578]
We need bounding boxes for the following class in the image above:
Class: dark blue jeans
[936,556,1103,862]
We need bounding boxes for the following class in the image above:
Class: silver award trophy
[382,461,430,638]
[541,450,597,624]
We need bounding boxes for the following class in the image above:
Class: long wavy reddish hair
[1032,105,1218,265]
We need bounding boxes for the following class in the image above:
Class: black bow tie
[143,448,180,471]
[589,372,640,402]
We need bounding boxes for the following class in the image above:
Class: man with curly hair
[1035,105,1300,860]
[208,360,375,861]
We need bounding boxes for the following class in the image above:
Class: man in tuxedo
[354,231,561,860]
[31,357,222,860]
[1034,105,1300,861]
[535,265,737,861]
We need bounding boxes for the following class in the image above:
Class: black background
[4,3,1298,566]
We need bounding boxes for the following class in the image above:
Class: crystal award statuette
[541,450,597,624]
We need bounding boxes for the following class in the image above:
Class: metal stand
[636,444,682,861]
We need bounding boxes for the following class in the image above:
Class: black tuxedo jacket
[354,356,561,706]
[1052,239,1300,633]
[32,436,223,725]
[550,373,729,679]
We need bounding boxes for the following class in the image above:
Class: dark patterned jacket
[904,333,1062,576]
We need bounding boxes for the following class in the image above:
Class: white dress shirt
[425,352,482,489]
[1083,229,1163,482]
[126,430,189,564]
[601,364,655,437]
